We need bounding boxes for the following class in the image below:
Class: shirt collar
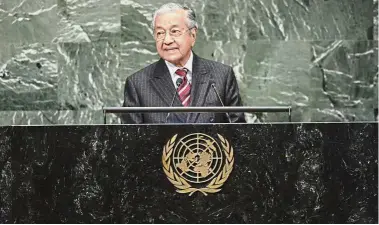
[165,51,193,76]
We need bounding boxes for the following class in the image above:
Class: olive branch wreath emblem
[162,134,234,196]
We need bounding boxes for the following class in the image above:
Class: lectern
[1,107,377,223]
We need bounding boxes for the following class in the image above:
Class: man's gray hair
[152,3,198,30]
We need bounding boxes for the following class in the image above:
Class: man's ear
[190,28,197,46]
[190,28,197,38]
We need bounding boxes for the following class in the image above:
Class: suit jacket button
[209,117,214,122]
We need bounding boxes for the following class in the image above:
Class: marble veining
[1,123,377,223]
[0,0,377,124]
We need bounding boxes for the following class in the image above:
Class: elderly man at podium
[122,3,246,124]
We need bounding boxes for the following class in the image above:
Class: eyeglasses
[154,27,192,41]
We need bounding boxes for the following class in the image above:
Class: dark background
[0,123,377,223]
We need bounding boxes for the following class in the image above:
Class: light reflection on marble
[0,110,120,125]
[57,41,121,111]
[0,0,58,45]
[55,0,120,43]
[0,43,58,110]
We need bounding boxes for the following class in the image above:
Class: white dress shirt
[165,51,193,88]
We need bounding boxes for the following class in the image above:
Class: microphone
[165,78,183,123]
[211,82,232,123]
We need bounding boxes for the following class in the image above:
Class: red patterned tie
[175,68,191,107]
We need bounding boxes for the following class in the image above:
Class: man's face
[154,9,197,67]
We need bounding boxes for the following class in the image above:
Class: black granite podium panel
[0,123,377,223]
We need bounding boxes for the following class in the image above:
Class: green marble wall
[0,0,377,124]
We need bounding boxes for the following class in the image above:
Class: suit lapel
[187,54,210,123]
[150,58,181,106]
[150,58,186,122]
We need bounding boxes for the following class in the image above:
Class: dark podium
[0,107,377,223]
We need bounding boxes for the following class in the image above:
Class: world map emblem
[162,133,234,196]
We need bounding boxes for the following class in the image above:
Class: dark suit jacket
[121,53,246,124]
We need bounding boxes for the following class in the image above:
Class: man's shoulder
[126,60,160,82]
[195,55,235,85]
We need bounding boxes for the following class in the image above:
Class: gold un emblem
[162,133,234,196]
